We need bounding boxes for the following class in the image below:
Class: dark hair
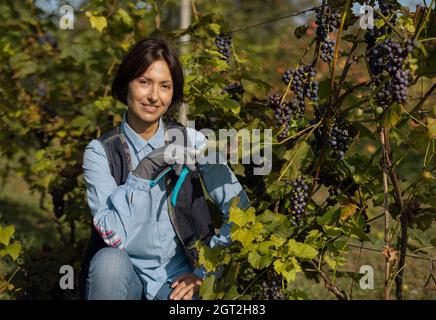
[111,38,184,115]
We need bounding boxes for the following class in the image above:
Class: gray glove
[133,144,199,180]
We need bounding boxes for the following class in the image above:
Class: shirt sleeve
[187,128,251,278]
[82,139,153,251]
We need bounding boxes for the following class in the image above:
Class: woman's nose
[147,89,158,103]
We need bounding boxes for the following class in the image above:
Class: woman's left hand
[170,273,202,300]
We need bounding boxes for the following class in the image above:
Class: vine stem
[262,122,319,146]
[329,0,351,103]
[309,261,347,299]
[413,0,435,41]
[380,127,391,300]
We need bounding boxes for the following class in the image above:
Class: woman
[80,38,250,300]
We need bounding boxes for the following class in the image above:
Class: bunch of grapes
[313,113,352,160]
[257,277,286,300]
[214,33,232,61]
[222,83,244,101]
[315,6,340,63]
[289,64,318,101]
[320,38,336,63]
[269,95,292,140]
[328,118,350,160]
[368,38,417,107]
[287,177,310,226]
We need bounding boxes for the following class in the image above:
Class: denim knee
[85,247,143,300]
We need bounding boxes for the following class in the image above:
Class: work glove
[133,143,200,180]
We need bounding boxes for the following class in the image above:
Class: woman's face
[127,59,174,124]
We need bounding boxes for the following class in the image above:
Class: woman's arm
[186,128,251,279]
[83,139,153,251]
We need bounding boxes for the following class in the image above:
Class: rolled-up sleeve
[82,139,152,251]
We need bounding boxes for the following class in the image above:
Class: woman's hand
[169,273,202,300]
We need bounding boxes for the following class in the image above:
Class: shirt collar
[121,113,165,154]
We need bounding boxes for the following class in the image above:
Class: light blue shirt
[82,115,250,300]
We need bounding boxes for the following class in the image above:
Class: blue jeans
[85,247,145,300]
[85,247,194,300]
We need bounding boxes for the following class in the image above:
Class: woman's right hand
[132,144,199,180]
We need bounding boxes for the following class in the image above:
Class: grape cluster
[289,64,319,101]
[313,110,352,160]
[315,7,340,39]
[257,278,286,300]
[320,38,336,63]
[215,33,232,61]
[368,38,417,107]
[315,6,340,63]
[328,118,350,160]
[269,95,292,140]
[269,95,305,140]
[287,177,310,226]
[222,83,244,101]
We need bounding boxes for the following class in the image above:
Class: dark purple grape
[222,83,244,101]
[215,33,232,61]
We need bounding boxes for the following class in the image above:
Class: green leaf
[209,23,221,34]
[317,207,339,225]
[324,255,337,269]
[322,225,342,237]
[199,275,217,300]
[287,239,318,259]
[116,8,133,27]
[282,141,313,180]
[0,225,15,246]
[248,252,262,269]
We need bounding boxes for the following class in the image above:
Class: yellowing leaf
[0,242,22,260]
[248,252,261,269]
[0,225,15,246]
[229,206,255,227]
[270,234,287,247]
[287,239,318,259]
[427,118,436,139]
[199,275,217,300]
[86,12,108,33]
[282,268,297,283]
[340,203,358,221]
[116,8,133,27]
[273,260,286,274]
[231,227,254,247]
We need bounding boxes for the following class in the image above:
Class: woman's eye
[162,85,171,89]
[139,79,149,85]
